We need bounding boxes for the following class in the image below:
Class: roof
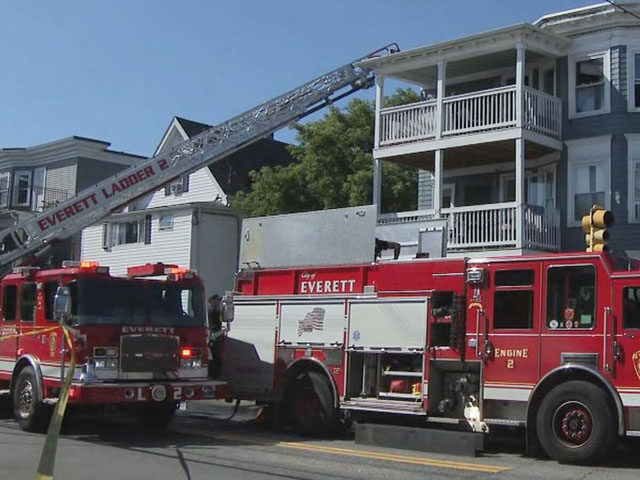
[171,116,294,196]
[534,2,640,33]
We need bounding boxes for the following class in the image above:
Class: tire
[12,366,51,433]
[137,402,176,430]
[289,370,338,437]
[536,380,616,464]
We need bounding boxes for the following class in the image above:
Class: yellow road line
[173,427,509,474]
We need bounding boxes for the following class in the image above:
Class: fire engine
[0,260,223,430]
[222,207,640,464]
[0,46,397,431]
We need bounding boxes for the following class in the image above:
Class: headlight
[94,358,118,369]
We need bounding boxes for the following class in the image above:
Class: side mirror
[222,291,234,323]
[54,286,72,324]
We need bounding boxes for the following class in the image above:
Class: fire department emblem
[632,351,640,380]
[297,308,325,336]
[48,331,58,357]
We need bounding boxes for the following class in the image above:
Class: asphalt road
[1,401,640,480]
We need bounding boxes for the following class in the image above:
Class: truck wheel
[290,370,337,436]
[536,381,615,464]
[12,367,51,432]
[137,402,176,430]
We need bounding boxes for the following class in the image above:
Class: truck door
[0,284,18,368]
[539,261,601,376]
[613,279,640,392]
[483,263,541,401]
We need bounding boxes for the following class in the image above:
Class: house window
[110,215,152,246]
[0,173,9,207]
[500,168,555,209]
[546,265,596,330]
[570,52,609,117]
[159,215,174,231]
[165,175,189,196]
[573,164,606,222]
[13,171,31,206]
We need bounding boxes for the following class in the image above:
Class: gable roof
[158,116,294,196]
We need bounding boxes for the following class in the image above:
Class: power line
[603,0,640,23]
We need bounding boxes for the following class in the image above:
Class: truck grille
[120,334,180,373]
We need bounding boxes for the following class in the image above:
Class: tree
[232,88,421,217]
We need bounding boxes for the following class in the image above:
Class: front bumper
[66,379,228,404]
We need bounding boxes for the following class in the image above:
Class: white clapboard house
[80,116,292,297]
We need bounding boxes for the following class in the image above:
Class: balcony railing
[377,202,560,252]
[1,185,71,212]
[378,85,561,147]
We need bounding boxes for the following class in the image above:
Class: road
[1,401,640,480]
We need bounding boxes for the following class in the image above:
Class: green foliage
[232,89,419,217]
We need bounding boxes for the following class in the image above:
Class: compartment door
[222,301,277,397]
[348,299,428,351]
[279,300,346,346]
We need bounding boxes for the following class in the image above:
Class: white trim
[626,134,640,223]
[628,48,640,113]
[483,386,532,402]
[565,135,612,228]
[568,50,611,119]
[620,392,640,407]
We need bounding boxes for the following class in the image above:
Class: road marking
[173,427,509,474]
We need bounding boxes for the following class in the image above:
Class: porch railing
[377,203,560,252]
[378,85,561,147]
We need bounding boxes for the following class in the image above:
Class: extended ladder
[0,44,398,268]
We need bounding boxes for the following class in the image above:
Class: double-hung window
[630,51,640,111]
[570,52,610,117]
[0,173,9,207]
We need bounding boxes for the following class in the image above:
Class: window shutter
[164,185,171,196]
[101,223,112,251]
[144,215,152,244]
[182,175,190,193]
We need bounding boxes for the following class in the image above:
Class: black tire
[536,380,616,464]
[12,367,51,433]
[137,402,176,430]
[289,370,338,436]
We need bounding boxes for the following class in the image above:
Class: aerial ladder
[0,44,398,268]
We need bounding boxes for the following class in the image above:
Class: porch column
[434,150,443,215]
[515,42,525,129]
[373,75,385,215]
[436,60,446,139]
[515,43,526,248]
[515,137,525,249]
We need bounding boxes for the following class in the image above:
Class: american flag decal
[298,307,325,336]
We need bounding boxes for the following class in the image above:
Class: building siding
[45,160,77,195]
[137,168,224,210]
[81,211,194,276]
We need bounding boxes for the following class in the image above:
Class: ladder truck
[0,45,398,431]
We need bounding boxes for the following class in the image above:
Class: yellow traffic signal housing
[582,205,614,252]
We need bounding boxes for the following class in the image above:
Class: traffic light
[582,204,614,252]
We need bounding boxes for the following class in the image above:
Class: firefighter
[207,294,223,378]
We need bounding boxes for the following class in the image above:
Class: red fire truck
[222,250,640,464]
[0,260,225,431]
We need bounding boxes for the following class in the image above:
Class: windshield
[71,278,205,326]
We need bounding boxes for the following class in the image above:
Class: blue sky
[0,1,593,156]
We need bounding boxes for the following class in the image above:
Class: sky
[0,0,597,157]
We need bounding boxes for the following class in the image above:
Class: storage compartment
[427,360,481,417]
[346,351,423,402]
[429,291,465,350]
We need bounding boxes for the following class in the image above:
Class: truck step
[355,422,484,457]
[342,398,426,415]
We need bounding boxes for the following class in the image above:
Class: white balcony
[379,86,561,148]
[378,203,560,253]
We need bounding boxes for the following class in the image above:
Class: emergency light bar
[127,262,178,277]
[61,260,109,273]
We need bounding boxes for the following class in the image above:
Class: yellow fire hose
[35,325,76,480]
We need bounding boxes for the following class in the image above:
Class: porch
[378,85,561,148]
[378,202,560,253]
